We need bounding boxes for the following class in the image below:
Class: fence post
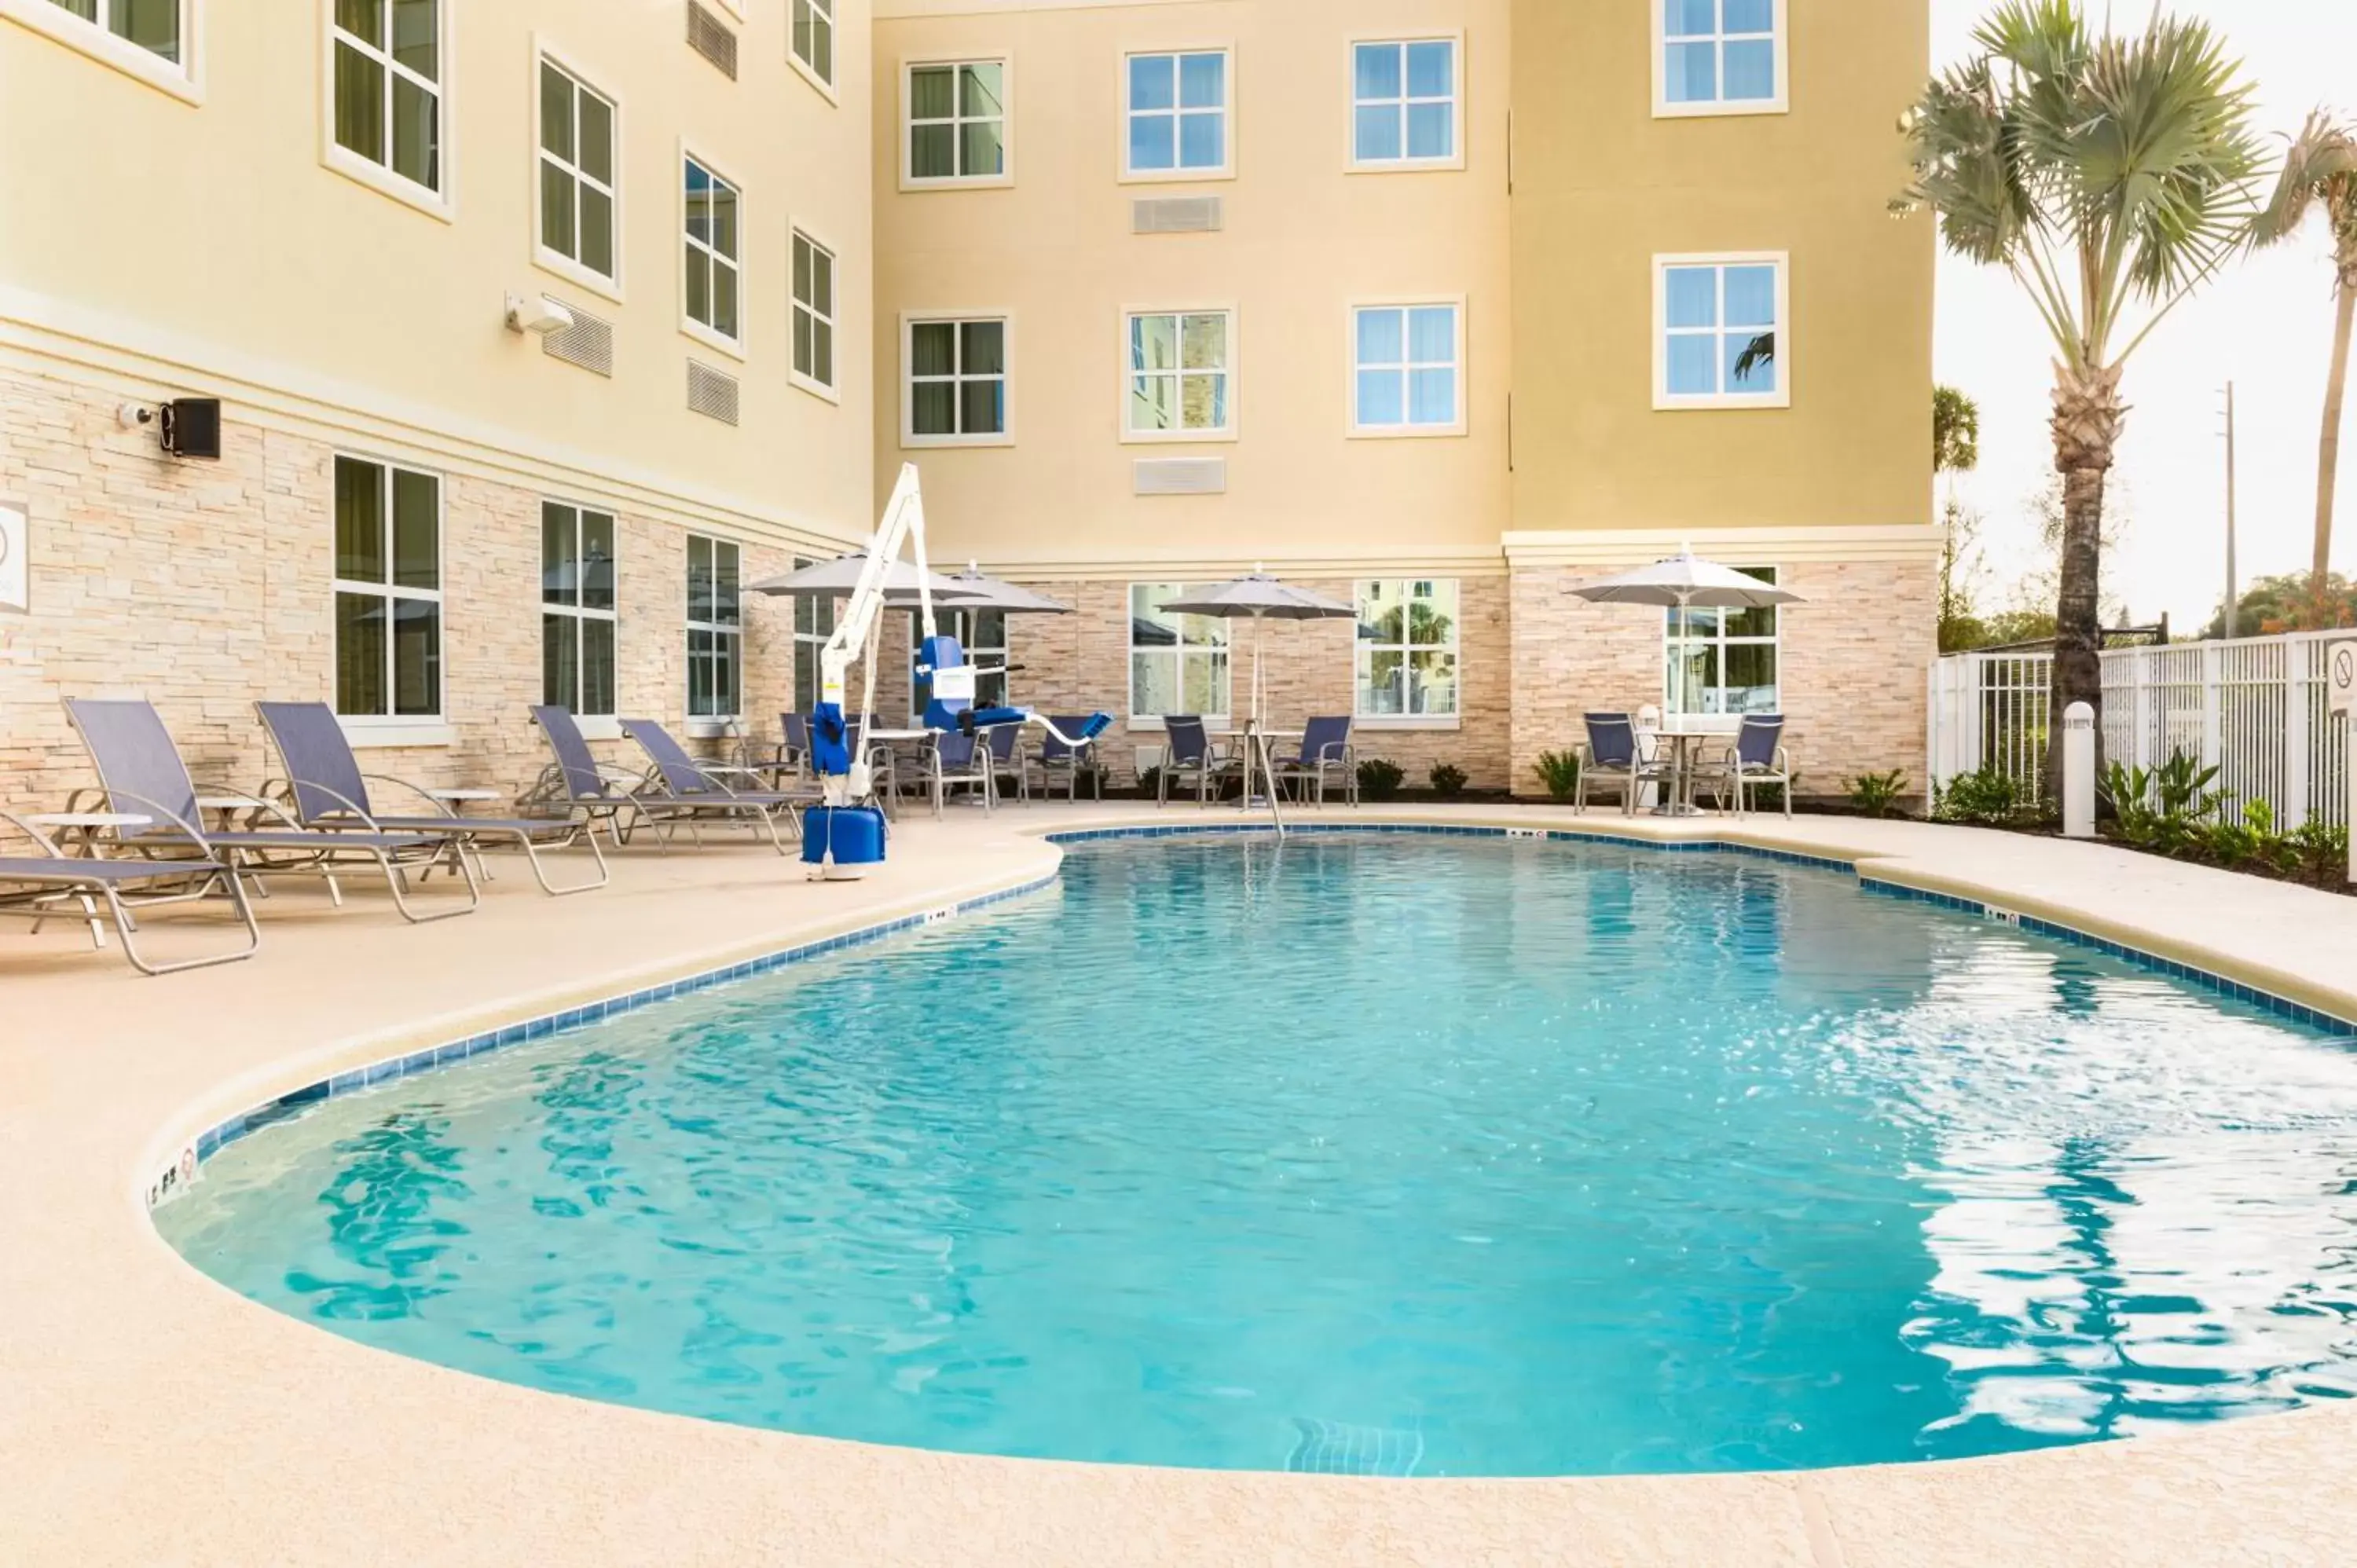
[2286,636,2312,830]
[2201,640,2224,779]
[2062,702,2096,839]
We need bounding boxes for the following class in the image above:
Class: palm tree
[1895,2,2264,794]
[2251,112,2357,619]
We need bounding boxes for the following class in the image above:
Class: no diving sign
[2333,639,2357,717]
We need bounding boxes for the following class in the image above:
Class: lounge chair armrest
[262,778,383,831]
[72,786,218,849]
[0,808,68,857]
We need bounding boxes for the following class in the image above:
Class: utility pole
[2223,380,2240,639]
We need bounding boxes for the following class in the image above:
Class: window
[1352,302,1462,435]
[683,154,742,350]
[905,317,1009,445]
[1655,0,1785,115]
[1124,49,1228,178]
[28,0,181,64]
[1126,310,1232,440]
[1351,38,1457,168]
[791,558,834,713]
[541,503,616,718]
[1666,569,1780,716]
[537,57,617,289]
[332,456,441,720]
[911,609,1007,720]
[1129,584,1231,721]
[1656,255,1786,408]
[906,59,1007,185]
[791,0,834,91]
[1355,580,1460,720]
[791,230,836,396]
[329,0,444,202]
[687,535,742,720]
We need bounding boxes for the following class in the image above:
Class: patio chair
[982,722,1029,806]
[254,701,607,896]
[768,713,813,782]
[60,697,477,921]
[0,808,259,974]
[1028,716,1104,802]
[1574,713,1667,817]
[1701,714,1794,819]
[925,729,995,815]
[617,716,811,852]
[1270,716,1357,807]
[1157,716,1234,808]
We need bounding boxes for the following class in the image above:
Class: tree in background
[2251,112,2357,624]
[1934,386,1990,651]
[2201,571,2357,638]
[1897,2,2264,793]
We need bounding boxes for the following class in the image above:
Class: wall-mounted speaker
[160,398,221,459]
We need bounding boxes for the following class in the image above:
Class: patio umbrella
[745,551,988,605]
[940,562,1072,616]
[1160,571,1357,834]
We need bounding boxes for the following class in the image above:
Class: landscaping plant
[1357,757,1406,802]
[1848,770,1911,819]
[1930,765,2022,825]
[2105,753,2226,855]
[1428,762,1468,799]
[1531,750,1582,803]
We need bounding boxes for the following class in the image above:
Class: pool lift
[802,464,1111,879]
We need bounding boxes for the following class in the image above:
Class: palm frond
[2252,110,2357,252]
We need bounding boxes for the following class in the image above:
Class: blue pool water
[157,837,2357,1476]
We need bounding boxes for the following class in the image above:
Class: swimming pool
[156,835,2357,1477]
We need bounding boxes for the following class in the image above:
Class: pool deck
[6,801,2357,1566]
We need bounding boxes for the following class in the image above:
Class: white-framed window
[536,53,618,294]
[326,0,449,213]
[541,502,617,719]
[332,454,442,720]
[1655,254,1787,409]
[790,0,834,94]
[1125,310,1233,441]
[910,609,1008,720]
[686,534,742,721]
[1124,48,1230,180]
[905,58,1009,186]
[791,229,837,397]
[1355,579,1460,720]
[1351,301,1464,436]
[1350,37,1459,169]
[904,317,1010,446]
[1128,583,1231,722]
[1655,0,1787,117]
[682,152,742,354]
[790,558,834,713]
[3,0,202,100]
[1666,568,1780,716]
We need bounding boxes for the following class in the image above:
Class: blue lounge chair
[982,721,1028,806]
[926,729,994,815]
[1028,715,1103,801]
[1271,716,1357,806]
[616,715,810,852]
[0,808,259,974]
[1574,713,1667,816]
[1703,713,1794,818]
[1157,716,1234,807]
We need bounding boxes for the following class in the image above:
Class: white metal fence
[1928,630,2352,828]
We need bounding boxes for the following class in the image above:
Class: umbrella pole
[1251,612,1282,837]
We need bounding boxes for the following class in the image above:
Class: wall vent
[1132,196,1223,234]
[541,302,614,377]
[1134,457,1226,496]
[685,1,739,79]
[687,359,741,425]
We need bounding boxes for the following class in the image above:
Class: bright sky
[1930,0,2355,630]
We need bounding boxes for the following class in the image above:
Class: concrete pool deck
[5,803,2356,1566]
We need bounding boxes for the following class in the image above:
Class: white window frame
[685,533,742,732]
[790,223,840,403]
[331,452,451,746]
[532,42,623,302]
[1653,251,1791,411]
[1121,306,1237,445]
[1354,578,1464,729]
[1345,32,1463,174]
[319,0,454,221]
[1127,582,1232,727]
[680,143,746,361]
[1,0,205,103]
[1120,45,1234,184]
[1652,0,1789,119]
[1662,566,1783,718]
[1348,297,1468,439]
[900,54,1014,190]
[900,313,1014,449]
[540,500,619,733]
[789,0,838,101]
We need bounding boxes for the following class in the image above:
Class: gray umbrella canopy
[941,563,1072,615]
[1159,573,1356,621]
[745,551,988,604]
[1568,551,1807,610]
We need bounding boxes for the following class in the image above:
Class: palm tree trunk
[2314,263,2354,609]
[2046,361,2124,802]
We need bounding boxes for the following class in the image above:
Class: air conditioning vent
[685,1,738,79]
[1134,457,1226,496]
[541,301,614,377]
[687,359,740,425]
[1133,196,1224,234]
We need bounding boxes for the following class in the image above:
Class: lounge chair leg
[518,826,610,896]
[112,868,262,976]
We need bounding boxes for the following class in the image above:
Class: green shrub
[1532,749,1582,802]
[1848,770,1910,819]
[2105,753,2225,855]
[1429,763,1468,799]
[2289,816,2352,887]
[1357,757,1406,802]
[1930,766,2021,825]
[1135,764,1163,799]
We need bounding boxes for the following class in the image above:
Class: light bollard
[2061,701,2096,840]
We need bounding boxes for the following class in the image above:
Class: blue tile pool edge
[144,822,2356,1209]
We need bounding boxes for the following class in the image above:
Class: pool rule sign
[2334,639,2357,884]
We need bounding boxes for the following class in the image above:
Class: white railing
[1927,629,2351,828]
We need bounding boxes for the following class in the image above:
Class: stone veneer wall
[0,367,804,814]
